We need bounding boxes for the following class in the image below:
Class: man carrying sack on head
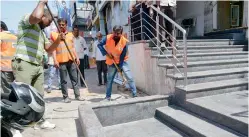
[98,25,137,101]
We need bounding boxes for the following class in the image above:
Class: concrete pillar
[212,1,218,30]
[242,1,248,38]
[99,11,106,36]
[243,1,248,27]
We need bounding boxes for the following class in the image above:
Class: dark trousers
[78,59,85,86]
[96,60,107,84]
[1,71,14,93]
[131,3,152,41]
[84,55,90,69]
[131,8,141,41]
[159,6,174,42]
[59,61,80,99]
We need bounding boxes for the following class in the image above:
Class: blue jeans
[47,65,61,90]
[106,62,137,98]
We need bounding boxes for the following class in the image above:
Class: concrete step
[153,51,248,63]
[158,58,248,72]
[150,45,245,50]
[104,118,186,137]
[176,78,248,98]
[155,106,243,137]
[176,39,238,46]
[167,67,248,85]
[182,91,248,136]
[150,45,246,55]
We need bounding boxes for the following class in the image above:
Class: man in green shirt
[12,0,64,129]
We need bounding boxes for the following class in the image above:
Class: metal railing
[128,4,188,87]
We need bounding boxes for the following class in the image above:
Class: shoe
[75,96,85,101]
[40,121,56,129]
[81,84,86,88]
[98,83,102,86]
[132,94,138,98]
[46,89,51,93]
[64,97,71,103]
[104,97,111,101]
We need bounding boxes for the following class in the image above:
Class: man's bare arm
[29,0,48,25]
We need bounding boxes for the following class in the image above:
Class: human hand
[58,32,66,40]
[54,60,59,68]
[39,0,48,4]
[76,58,80,65]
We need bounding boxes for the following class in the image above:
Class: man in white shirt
[92,32,107,86]
[73,26,87,87]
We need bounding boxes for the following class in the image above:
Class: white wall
[176,1,205,36]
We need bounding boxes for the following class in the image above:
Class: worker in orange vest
[0,21,17,93]
[98,25,137,101]
[51,18,84,103]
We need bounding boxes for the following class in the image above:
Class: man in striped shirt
[12,0,64,129]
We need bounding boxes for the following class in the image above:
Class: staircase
[149,39,248,136]
[150,39,248,99]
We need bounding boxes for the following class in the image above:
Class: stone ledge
[78,95,169,137]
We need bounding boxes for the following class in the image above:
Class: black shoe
[98,83,102,86]
[81,84,86,88]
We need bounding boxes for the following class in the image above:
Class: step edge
[182,101,248,136]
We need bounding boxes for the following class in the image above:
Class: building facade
[87,1,248,39]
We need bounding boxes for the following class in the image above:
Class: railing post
[140,6,143,40]
[156,14,159,53]
[183,33,188,87]
[172,25,176,75]
[128,15,131,42]
[132,29,134,42]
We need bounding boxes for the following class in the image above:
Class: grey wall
[127,42,176,95]
[94,98,168,126]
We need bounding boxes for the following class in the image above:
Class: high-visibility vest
[0,32,17,71]
[105,34,129,65]
[51,32,75,63]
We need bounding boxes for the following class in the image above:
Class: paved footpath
[22,69,146,137]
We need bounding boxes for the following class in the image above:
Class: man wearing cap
[98,25,137,100]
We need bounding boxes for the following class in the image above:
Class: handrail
[128,4,188,87]
[148,5,186,34]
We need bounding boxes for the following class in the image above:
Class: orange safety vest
[105,34,129,65]
[0,32,17,71]
[51,32,75,63]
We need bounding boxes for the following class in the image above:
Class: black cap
[113,25,123,33]
[1,21,8,31]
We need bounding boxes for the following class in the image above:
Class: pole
[45,3,88,89]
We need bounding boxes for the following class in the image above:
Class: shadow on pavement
[75,119,84,137]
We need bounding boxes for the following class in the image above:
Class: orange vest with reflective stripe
[51,32,75,63]
[0,32,17,71]
[105,34,129,65]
